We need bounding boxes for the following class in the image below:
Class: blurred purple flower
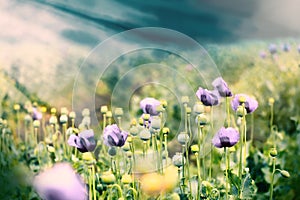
[68,129,96,153]
[212,77,232,97]
[212,127,240,148]
[298,45,300,53]
[32,107,42,120]
[231,94,258,114]
[33,163,87,200]
[196,87,219,106]
[140,97,161,116]
[103,124,128,147]
[259,51,266,59]
[282,43,290,52]
[268,44,277,55]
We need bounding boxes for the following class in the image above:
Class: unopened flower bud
[181,96,189,104]
[280,170,290,178]
[47,145,55,153]
[186,107,192,114]
[268,98,275,106]
[142,114,150,121]
[106,111,112,118]
[108,147,117,156]
[269,148,277,157]
[50,108,56,115]
[33,120,40,128]
[114,107,123,117]
[82,152,94,161]
[121,174,132,184]
[69,111,76,119]
[101,105,108,114]
[14,104,20,111]
[130,118,137,126]
[138,117,144,126]
[162,127,170,135]
[160,99,167,108]
[101,171,116,184]
[41,106,47,113]
[191,145,199,153]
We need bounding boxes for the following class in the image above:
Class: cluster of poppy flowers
[196,77,258,148]
[33,76,258,200]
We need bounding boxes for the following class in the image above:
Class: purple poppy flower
[140,97,161,116]
[103,124,128,147]
[68,129,96,152]
[298,45,300,53]
[196,87,219,106]
[269,44,277,55]
[231,94,258,114]
[32,107,42,120]
[212,127,240,148]
[212,77,232,97]
[33,163,88,200]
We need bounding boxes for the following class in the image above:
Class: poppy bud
[280,170,290,178]
[269,148,277,157]
[100,105,108,114]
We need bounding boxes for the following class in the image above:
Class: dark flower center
[145,104,153,114]
[220,136,231,147]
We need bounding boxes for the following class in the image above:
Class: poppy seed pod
[139,129,151,141]
[106,111,112,118]
[177,132,189,145]
[193,102,205,114]
[172,152,185,167]
[151,116,161,130]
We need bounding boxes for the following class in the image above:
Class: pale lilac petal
[33,163,87,200]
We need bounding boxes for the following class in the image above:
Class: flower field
[0,42,300,200]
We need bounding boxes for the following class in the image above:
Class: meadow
[0,41,299,200]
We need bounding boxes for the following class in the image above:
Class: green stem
[92,165,96,200]
[117,117,122,129]
[225,147,228,200]
[89,167,92,200]
[209,106,213,180]
[195,152,201,200]
[226,97,231,127]
[103,114,106,130]
[270,157,276,200]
